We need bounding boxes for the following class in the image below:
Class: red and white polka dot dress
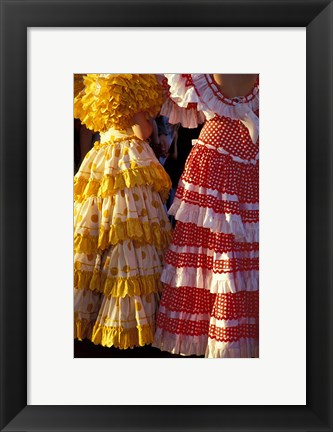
[153,74,259,357]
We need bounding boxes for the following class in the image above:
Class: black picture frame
[1,0,332,431]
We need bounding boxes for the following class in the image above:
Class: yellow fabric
[74,317,95,341]
[74,219,172,253]
[74,162,171,203]
[74,74,163,133]
[74,269,163,297]
[91,323,155,349]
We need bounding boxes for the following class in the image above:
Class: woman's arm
[130,111,153,140]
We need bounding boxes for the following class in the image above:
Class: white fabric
[161,265,258,293]
[169,197,259,242]
[235,104,259,144]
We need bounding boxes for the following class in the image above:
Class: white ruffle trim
[153,329,208,356]
[161,266,259,293]
[164,74,201,107]
[177,180,241,202]
[192,74,259,135]
[169,197,259,242]
[160,96,205,128]
[175,180,259,210]
[205,337,259,358]
[153,329,259,357]
[164,74,259,130]
[158,305,210,322]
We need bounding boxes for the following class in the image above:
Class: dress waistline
[192,139,259,165]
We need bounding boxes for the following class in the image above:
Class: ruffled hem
[153,324,259,358]
[169,198,259,242]
[74,163,171,203]
[91,323,155,349]
[153,329,207,356]
[74,269,163,297]
[75,317,95,341]
[153,331,259,358]
[205,338,259,358]
[161,265,258,293]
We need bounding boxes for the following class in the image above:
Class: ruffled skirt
[74,130,172,349]
[153,138,259,358]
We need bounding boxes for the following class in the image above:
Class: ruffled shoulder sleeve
[159,74,205,128]
[74,74,163,132]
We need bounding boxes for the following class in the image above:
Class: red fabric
[160,285,259,320]
[199,116,259,160]
[208,323,258,342]
[165,250,258,273]
[181,144,259,203]
[182,74,194,87]
[172,222,259,252]
[175,188,259,223]
[157,311,258,342]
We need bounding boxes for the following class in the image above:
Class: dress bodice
[198,115,259,162]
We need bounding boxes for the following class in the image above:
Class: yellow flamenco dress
[73,74,172,349]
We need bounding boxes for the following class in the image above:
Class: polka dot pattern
[181,146,258,204]
[199,116,258,161]
[160,285,259,320]
[172,222,259,253]
[91,214,99,223]
[165,250,258,274]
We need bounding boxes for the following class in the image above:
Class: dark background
[74,339,203,358]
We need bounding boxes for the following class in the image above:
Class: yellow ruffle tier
[74,310,155,349]
[74,319,155,349]
[92,323,155,349]
[74,74,163,133]
[74,162,171,203]
[75,317,95,342]
[74,269,163,298]
[74,219,172,254]
[75,319,155,349]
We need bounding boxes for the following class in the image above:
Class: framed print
[1,0,332,431]
[28,27,306,406]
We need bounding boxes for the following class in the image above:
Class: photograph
[1,0,332,429]
[73,73,259,359]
